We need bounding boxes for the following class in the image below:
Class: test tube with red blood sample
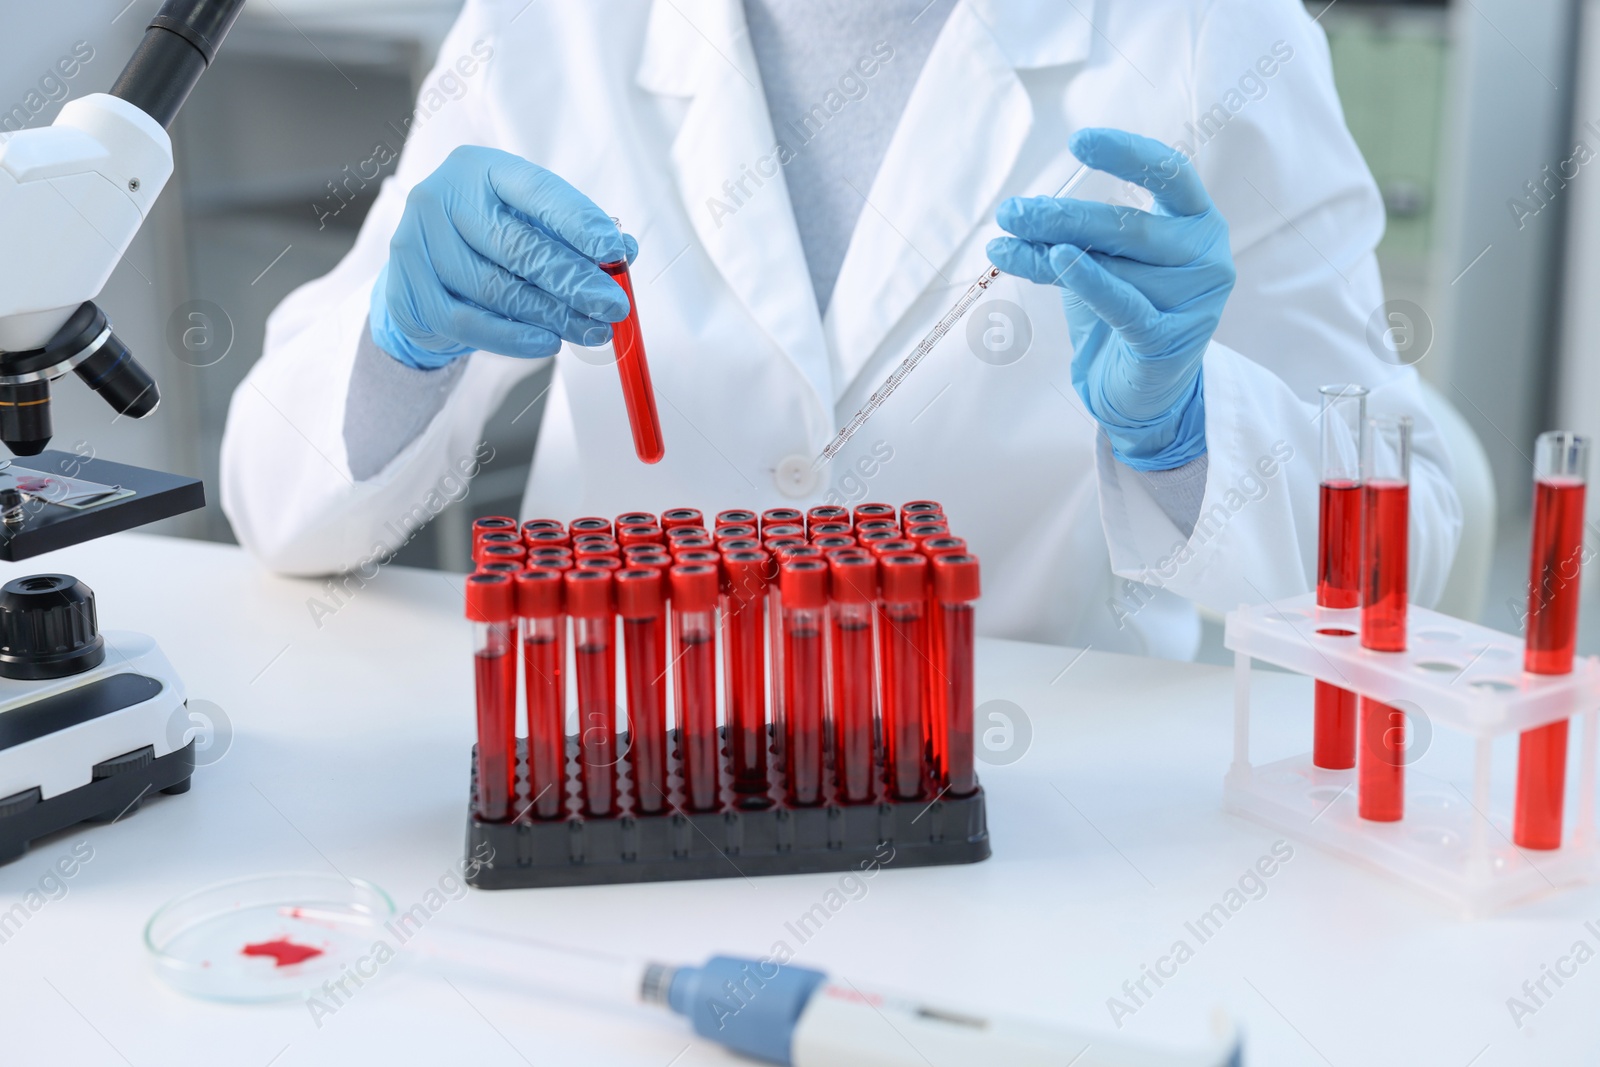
[466,573,516,822]
[672,564,721,811]
[516,569,566,819]
[565,569,618,817]
[1514,432,1590,850]
[1358,416,1412,823]
[1314,385,1366,770]
[722,549,772,800]
[932,554,980,797]
[781,559,828,806]
[828,553,877,804]
[661,508,703,530]
[617,568,670,815]
[879,553,930,800]
[598,234,665,465]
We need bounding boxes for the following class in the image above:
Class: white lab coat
[220,0,1461,659]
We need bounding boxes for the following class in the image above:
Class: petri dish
[145,872,395,1002]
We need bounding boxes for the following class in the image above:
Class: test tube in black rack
[461,505,990,890]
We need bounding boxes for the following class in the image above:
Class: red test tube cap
[856,520,896,535]
[527,558,573,572]
[562,568,613,615]
[879,553,928,602]
[718,537,761,553]
[715,524,757,542]
[524,529,570,548]
[761,508,804,531]
[906,522,950,544]
[810,522,851,538]
[870,538,918,557]
[828,553,877,603]
[477,561,520,576]
[674,548,721,567]
[465,572,514,621]
[616,511,656,528]
[671,563,720,612]
[780,559,829,610]
[778,544,823,561]
[813,535,855,551]
[853,503,895,524]
[922,536,967,558]
[619,524,663,546]
[472,515,517,540]
[764,524,804,540]
[576,538,620,557]
[570,517,613,536]
[715,509,757,528]
[578,556,622,570]
[615,567,666,619]
[723,549,771,598]
[478,543,525,566]
[514,568,564,617]
[661,508,704,530]
[764,536,804,554]
[808,505,850,527]
[933,553,982,602]
[667,525,710,543]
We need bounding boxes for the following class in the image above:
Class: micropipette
[295,914,1244,1067]
[815,163,1093,468]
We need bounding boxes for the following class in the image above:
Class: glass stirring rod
[814,163,1092,469]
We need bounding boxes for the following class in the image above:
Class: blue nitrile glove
[370,145,639,370]
[987,128,1235,471]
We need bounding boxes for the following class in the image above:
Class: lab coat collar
[636,0,835,427]
[823,0,1092,395]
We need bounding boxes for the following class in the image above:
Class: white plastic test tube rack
[1223,592,1600,916]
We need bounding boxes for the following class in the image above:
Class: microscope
[0,0,247,863]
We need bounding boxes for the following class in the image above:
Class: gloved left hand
[987,128,1235,471]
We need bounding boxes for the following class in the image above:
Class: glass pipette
[815,162,1092,468]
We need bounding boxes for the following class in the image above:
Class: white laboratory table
[0,533,1592,1067]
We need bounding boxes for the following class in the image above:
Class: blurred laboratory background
[1,0,1597,654]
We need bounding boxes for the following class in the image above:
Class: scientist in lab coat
[220,0,1462,660]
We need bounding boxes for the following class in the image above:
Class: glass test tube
[781,559,829,806]
[617,568,669,815]
[1315,385,1368,770]
[933,554,980,797]
[1514,432,1591,849]
[1359,415,1412,822]
[722,550,772,800]
[515,569,566,819]
[466,573,517,823]
[598,226,664,465]
[828,553,878,803]
[565,569,618,817]
[672,564,721,811]
[880,553,930,800]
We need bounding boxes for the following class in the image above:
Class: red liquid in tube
[566,569,618,817]
[617,568,669,815]
[829,554,878,803]
[1315,479,1362,770]
[516,570,566,819]
[880,554,930,800]
[934,554,980,797]
[1516,466,1588,849]
[1359,419,1410,822]
[673,564,721,811]
[723,551,772,799]
[781,560,828,805]
[599,258,664,464]
[466,574,516,822]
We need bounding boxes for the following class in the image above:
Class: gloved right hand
[370,145,638,370]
